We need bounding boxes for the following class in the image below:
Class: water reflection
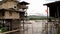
[21,20,47,34]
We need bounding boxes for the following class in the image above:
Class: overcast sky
[20,0,47,16]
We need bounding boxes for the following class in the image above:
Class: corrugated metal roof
[18,1,29,5]
[44,1,60,6]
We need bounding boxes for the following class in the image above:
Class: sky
[20,0,58,16]
[20,0,47,16]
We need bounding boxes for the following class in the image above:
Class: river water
[20,20,47,34]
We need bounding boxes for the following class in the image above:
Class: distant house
[0,0,29,34]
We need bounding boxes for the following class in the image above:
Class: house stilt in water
[0,0,29,34]
[44,1,60,34]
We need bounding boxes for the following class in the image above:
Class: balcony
[20,5,28,9]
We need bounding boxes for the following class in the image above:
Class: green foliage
[0,27,8,33]
[28,15,47,20]
[29,18,47,20]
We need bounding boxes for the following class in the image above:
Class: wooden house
[0,0,29,34]
[44,1,60,34]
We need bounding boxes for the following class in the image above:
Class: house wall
[17,4,28,10]
[4,11,20,19]
[0,1,21,19]
[0,1,17,9]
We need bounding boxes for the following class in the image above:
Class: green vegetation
[28,15,47,20]
[0,27,8,33]
[29,18,47,20]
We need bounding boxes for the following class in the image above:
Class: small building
[44,1,60,34]
[0,0,29,34]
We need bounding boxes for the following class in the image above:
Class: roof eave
[43,1,60,6]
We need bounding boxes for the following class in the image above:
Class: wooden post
[57,6,60,34]
[46,6,48,34]
[2,19,6,27]
[23,13,25,34]
[10,20,12,31]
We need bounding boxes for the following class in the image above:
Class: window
[0,12,2,16]
[9,12,12,16]
[14,4,17,8]
[14,6,16,8]
[2,12,4,16]
[0,11,4,16]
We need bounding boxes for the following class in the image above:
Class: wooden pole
[57,6,60,34]
[23,19,24,34]
[3,19,5,27]
[46,6,48,34]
